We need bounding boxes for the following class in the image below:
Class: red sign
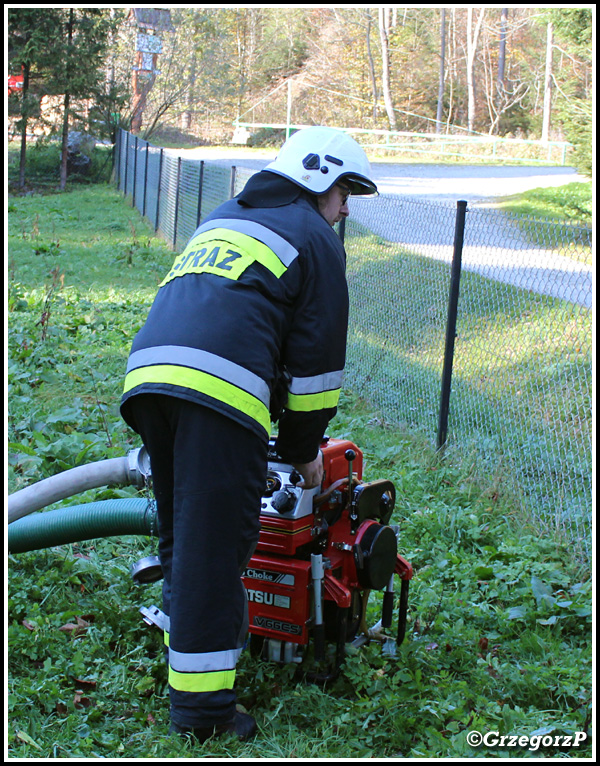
[8,74,24,95]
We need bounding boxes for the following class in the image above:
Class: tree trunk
[466,8,485,132]
[497,8,508,92]
[378,7,396,130]
[541,21,553,142]
[446,10,457,130]
[493,7,509,131]
[60,91,71,191]
[181,53,196,132]
[59,8,74,191]
[436,9,446,133]
[365,10,378,122]
[18,62,31,189]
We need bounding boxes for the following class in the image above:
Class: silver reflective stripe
[196,218,299,268]
[127,345,270,407]
[168,646,242,673]
[289,370,344,395]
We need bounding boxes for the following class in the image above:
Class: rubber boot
[169,710,257,743]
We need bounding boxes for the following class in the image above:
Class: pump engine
[138,436,413,679]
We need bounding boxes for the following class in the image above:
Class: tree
[8,8,63,188]
[482,8,531,136]
[436,9,446,133]
[466,8,485,132]
[541,21,553,142]
[21,7,584,153]
[378,7,397,130]
[41,8,115,188]
[364,9,379,122]
[497,7,508,93]
[550,7,593,175]
[9,8,122,189]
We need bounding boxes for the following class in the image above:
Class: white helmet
[264,126,378,197]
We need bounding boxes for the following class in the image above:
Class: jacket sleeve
[274,225,349,464]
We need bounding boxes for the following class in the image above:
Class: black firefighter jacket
[120,183,349,465]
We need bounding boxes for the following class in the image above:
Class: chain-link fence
[115,130,592,563]
[345,196,592,562]
[117,131,235,250]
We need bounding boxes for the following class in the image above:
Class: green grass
[8,140,115,192]
[7,184,592,758]
[493,182,593,266]
[495,182,592,224]
[7,185,174,489]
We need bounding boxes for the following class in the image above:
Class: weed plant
[7,185,592,759]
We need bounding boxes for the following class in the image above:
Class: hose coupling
[127,447,152,488]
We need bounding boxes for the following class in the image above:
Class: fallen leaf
[15,730,42,750]
[73,677,97,690]
[59,623,80,635]
[59,616,90,637]
[73,692,92,709]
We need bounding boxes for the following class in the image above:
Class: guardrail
[233,122,572,165]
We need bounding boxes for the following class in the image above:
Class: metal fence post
[123,132,129,197]
[173,156,182,248]
[132,135,138,209]
[196,160,205,228]
[437,199,468,450]
[155,147,164,233]
[230,166,237,199]
[115,129,122,191]
[142,141,149,218]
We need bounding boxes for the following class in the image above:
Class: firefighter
[120,126,378,741]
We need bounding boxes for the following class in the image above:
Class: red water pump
[242,436,413,677]
[139,436,413,678]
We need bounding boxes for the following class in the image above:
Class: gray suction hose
[7,448,151,524]
[7,498,157,554]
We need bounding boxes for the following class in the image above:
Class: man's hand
[292,451,324,489]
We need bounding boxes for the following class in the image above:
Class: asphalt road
[368,162,587,204]
[178,146,587,204]
[347,165,591,308]
[177,147,591,307]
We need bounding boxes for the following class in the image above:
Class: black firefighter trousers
[126,394,268,729]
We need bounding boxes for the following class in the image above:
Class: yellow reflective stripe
[164,630,170,647]
[197,218,298,267]
[123,365,271,435]
[159,228,287,287]
[169,668,236,693]
[204,228,287,276]
[286,388,341,412]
